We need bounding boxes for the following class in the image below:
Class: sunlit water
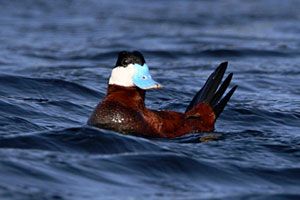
[0,0,300,199]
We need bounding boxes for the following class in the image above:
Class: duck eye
[142,76,147,79]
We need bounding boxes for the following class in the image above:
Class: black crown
[115,51,146,67]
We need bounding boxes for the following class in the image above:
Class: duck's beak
[132,64,162,90]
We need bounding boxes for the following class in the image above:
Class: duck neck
[107,84,146,107]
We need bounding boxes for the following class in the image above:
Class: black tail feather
[203,62,227,104]
[214,85,237,118]
[185,62,237,119]
[185,62,228,112]
[211,73,233,107]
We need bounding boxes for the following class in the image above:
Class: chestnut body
[88,85,215,138]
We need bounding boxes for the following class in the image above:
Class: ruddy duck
[88,51,237,138]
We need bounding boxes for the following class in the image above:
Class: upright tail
[185,62,237,119]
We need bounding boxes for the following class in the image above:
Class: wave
[1,0,300,199]
[0,127,299,199]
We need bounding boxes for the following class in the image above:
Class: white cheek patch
[108,64,136,87]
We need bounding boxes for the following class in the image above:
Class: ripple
[0,127,166,154]
[0,75,100,101]
[1,0,300,199]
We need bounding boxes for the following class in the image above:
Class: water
[0,0,300,199]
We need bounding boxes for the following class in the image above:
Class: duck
[88,51,237,138]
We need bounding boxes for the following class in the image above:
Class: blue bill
[132,64,161,90]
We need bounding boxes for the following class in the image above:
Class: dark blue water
[0,0,300,199]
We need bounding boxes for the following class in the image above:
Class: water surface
[0,0,300,199]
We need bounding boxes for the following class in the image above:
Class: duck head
[109,51,161,90]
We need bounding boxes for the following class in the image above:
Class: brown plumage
[88,85,216,138]
[88,51,237,138]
